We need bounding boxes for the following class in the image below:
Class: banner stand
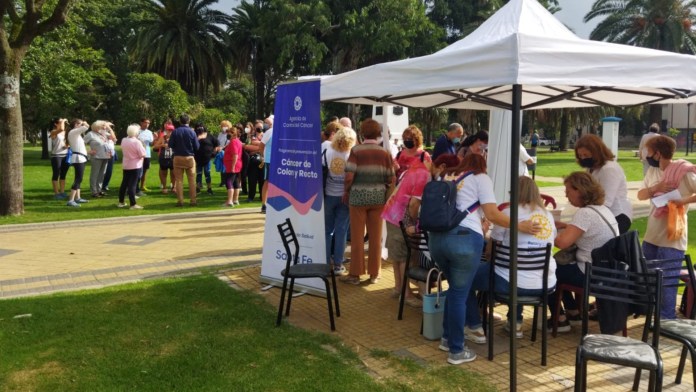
[259,79,328,297]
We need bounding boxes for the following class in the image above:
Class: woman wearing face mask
[638,135,696,319]
[574,134,632,233]
[83,120,115,198]
[456,130,489,161]
[394,125,431,179]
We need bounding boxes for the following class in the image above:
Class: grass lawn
[534,149,696,181]
[0,275,495,391]
[1,147,262,225]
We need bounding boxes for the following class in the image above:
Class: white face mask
[221,127,228,132]
[244,127,250,134]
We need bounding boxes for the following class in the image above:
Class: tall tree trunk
[0,57,25,216]
[41,127,49,159]
[559,108,569,151]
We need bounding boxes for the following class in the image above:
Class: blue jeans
[466,262,547,329]
[196,161,212,186]
[102,155,115,189]
[324,195,350,266]
[428,226,483,354]
[643,241,684,319]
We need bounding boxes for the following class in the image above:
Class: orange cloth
[653,160,696,218]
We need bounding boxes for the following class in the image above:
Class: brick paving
[0,180,691,391]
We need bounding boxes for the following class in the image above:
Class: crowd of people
[319,118,694,366]
[48,113,695,366]
[47,114,276,211]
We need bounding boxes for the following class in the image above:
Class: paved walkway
[1,177,688,391]
[0,209,265,298]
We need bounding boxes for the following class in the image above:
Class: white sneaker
[464,326,487,344]
[117,203,127,208]
[504,321,523,339]
[129,204,144,210]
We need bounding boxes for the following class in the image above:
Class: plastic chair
[575,264,664,392]
[485,242,553,366]
[645,255,696,386]
[397,221,438,320]
[276,218,340,331]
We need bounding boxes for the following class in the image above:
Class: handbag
[553,244,578,265]
[422,268,446,340]
[553,206,617,266]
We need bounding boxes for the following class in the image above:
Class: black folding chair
[397,221,438,320]
[485,242,553,366]
[575,264,664,392]
[276,218,340,331]
[645,255,696,386]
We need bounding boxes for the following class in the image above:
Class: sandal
[340,275,361,285]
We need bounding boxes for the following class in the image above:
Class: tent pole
[509,84,522,392]
[687,103,691,156]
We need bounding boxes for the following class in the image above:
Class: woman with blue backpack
[426,153,540,365]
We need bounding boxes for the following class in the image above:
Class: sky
[213,0,600,39]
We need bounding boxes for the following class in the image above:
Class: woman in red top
[394,126,431,179]
[222,127,243,207]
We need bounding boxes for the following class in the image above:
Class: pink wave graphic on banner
[267,183,319,215]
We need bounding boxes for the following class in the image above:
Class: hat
[165,124,175,130]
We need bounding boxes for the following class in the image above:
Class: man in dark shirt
[432,123,464,160]
[168,114,200,207]
[194,125,220,195]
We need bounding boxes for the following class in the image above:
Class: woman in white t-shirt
[48,118,70,199]
[428,154,540,365]
[465,176,557,340]
[574,134,632,233]
[549,171,619,332]
[65,119,90,207]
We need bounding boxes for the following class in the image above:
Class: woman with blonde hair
[465,176,557,341]
[549,171,619,331]
[324,127,357,274]
[574,134,632,233]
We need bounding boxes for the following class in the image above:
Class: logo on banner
[294,96,302,111]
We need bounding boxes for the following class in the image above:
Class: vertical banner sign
[260,80,326,296]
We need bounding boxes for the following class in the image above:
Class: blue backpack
[418,171,480,232]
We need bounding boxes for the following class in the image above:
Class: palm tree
[130,0,233,97]
[228,0,269,119]
[585,0,696,122]
[585,0,696,53]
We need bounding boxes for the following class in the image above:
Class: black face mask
[646,155,660,168]
[226,134,232,140]
[403,140,415,149]
[579,157,595,168]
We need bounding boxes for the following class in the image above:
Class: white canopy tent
[317,0,696,390]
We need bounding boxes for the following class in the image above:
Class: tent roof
[319,0,696,110]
